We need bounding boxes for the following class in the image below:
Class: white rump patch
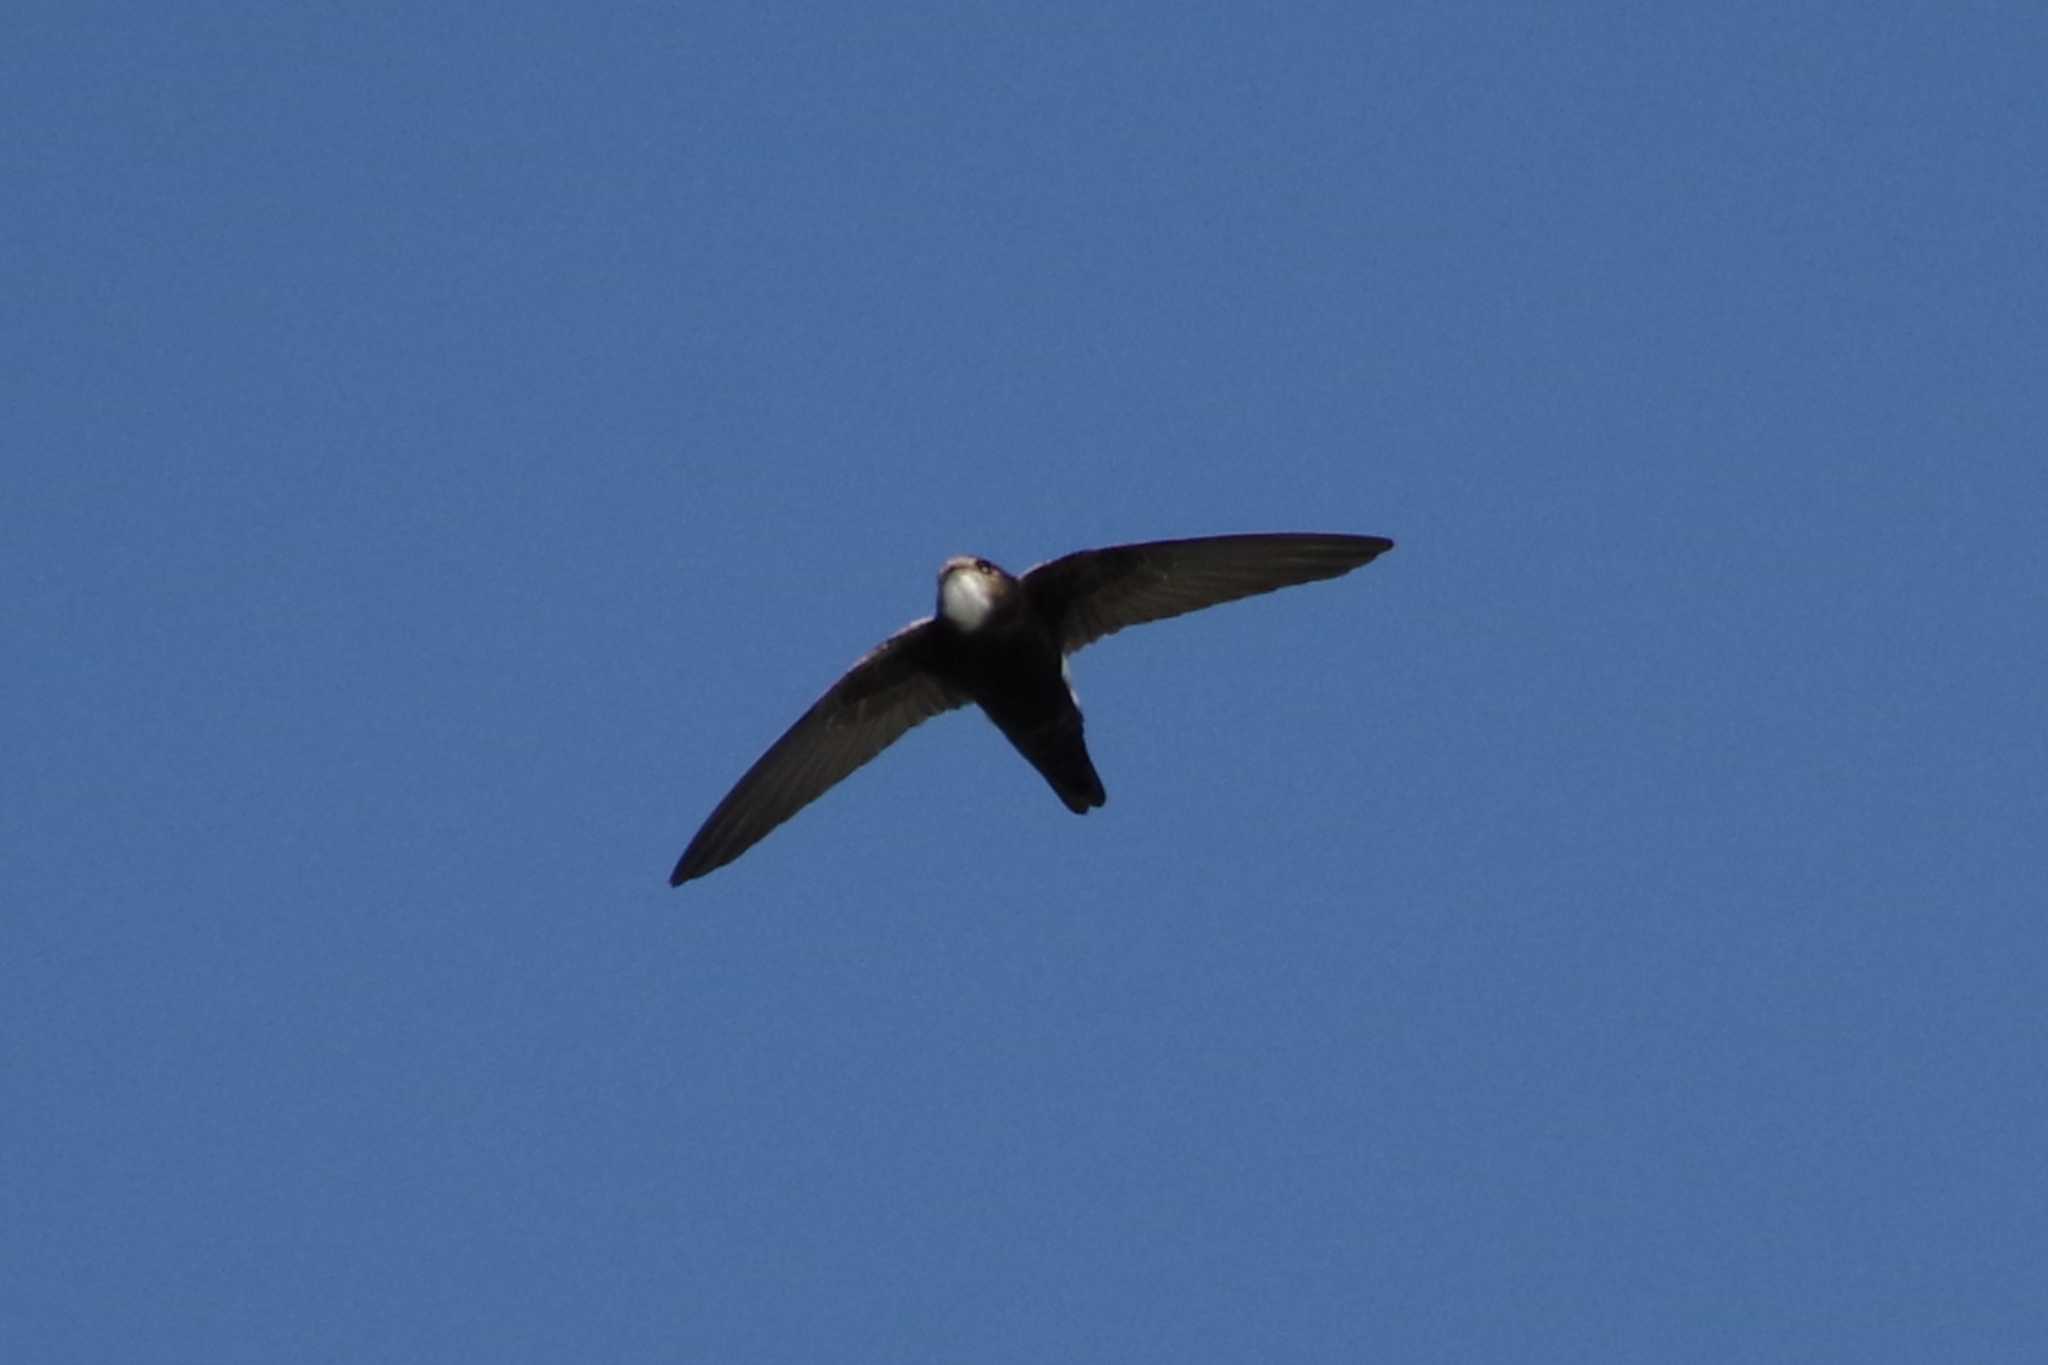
[940,569,997,631]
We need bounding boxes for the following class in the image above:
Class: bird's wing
[671,619,966,885]
[1021,533,1395,655]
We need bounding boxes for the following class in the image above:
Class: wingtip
[1332,534,1394,569]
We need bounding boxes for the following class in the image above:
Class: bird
[669,532,1394,886]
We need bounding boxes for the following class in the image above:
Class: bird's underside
[669,531,1393,886]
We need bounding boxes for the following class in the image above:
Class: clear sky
[7,3,2044,1361]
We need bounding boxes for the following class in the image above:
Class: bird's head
[936,555,1014,632]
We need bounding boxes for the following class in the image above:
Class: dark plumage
[669,532,1394,886]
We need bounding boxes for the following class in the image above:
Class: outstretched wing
[671,620,966,885]
[1021,532,1394,655]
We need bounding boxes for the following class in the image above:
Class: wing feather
[1022,533,1394,655]
[670,619,964,885]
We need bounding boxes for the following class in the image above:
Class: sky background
[7,2,2045,1360]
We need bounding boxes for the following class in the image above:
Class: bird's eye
[975,559,992,572]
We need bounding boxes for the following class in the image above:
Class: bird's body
[670,532,1393,886]
[926,555,1106,814]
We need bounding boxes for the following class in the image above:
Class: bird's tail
[999,709,1107,813]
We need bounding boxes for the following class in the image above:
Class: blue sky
[7,2,2044,1360]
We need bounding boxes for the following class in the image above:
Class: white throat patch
[940,568,998,631]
